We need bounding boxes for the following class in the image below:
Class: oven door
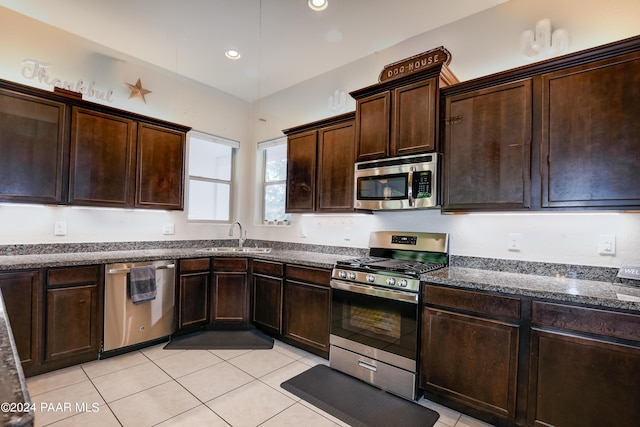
[330,280,419,370]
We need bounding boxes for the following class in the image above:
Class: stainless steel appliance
[330,231,448,400]
[354,153,439,210]
[103,260,176,354]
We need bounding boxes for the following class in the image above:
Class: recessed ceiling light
[308,0,328,12]
[225,50,241,60]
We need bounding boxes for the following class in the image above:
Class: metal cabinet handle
[358,360,377,372]
[107,264,175,275]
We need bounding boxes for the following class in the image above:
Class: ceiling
[0,0,507,102]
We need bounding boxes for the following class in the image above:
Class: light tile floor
[26,340,495,427]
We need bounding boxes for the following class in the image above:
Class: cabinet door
[355,92,390,161]
[421,308,519,420]
[0,270,41,374]
[316,119,355,212]
[392,78,437,156]
[443,79,532,211]
[211,272,249,325]
[45,266,102,365]
[528,329,640,427]
[0,88,67,204]
[252,274,283,335]
[542,51,640,208]
[283,280,330,355]
[136,122,186,210]
[286,130,317,212]
[45,284,99,361]
[178,271,210,330]
[69,107,136,207]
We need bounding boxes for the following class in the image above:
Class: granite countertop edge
[0,291,34,426]
[422,266,640,313]
[2,244,639,313]
[0,248,354,271]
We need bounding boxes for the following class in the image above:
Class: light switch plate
[162,223,175,235]
[598,234,616,255]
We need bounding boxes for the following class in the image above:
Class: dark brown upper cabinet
[136,123,186,210]
[541,50,640,209]
[351,66,458,162]
[0,78,190,210]
[316,120,356,212]
[283,112,356,213]
[442,79,532,211]
[285,130,317,212]
[0,87,68,204]
[440,34,640,212]
[69,108,137,207]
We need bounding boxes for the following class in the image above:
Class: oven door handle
[330,280,419,304]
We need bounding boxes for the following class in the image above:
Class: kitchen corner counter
[0,291,34,427]
[423,265,640,313]
[0,246,357,272]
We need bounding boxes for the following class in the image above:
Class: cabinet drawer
[424,285,520,321]
[286,265,331,286]
[179,258,210,272]
[253,260,283,277]
[213,257,248,272]
[532,301,640,342]
[47,266,100,287]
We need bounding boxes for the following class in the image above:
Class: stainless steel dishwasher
[103,260,175,354]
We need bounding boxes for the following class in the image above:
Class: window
[259,138,290,223]
[187,132,238,221]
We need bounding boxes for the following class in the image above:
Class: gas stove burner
[336,257,446,277]
[332,231,449,294]
[335,256,388,268]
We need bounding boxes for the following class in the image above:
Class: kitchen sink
[198,247,272,253]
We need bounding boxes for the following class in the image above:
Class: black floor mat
[281,364,439,427]
[163,327,274,350]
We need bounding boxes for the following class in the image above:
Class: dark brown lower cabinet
[0,270,42,376]
[176,258,211,334]
[528,302,640,427]
[252,260,284,335]
[43,265,102,372]
[283,265,331,357]
[211,258,249,326]
[421,285,521,425]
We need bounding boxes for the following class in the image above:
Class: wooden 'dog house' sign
[379,46,452,82]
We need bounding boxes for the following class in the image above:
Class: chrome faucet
[228,221,247,247]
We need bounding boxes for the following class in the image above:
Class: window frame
[186,131,238,223]
[258,137,290,224]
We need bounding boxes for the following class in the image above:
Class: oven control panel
[332,269,420,293]
[391,235,417,245]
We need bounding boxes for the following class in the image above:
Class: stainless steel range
[329,231,448,400]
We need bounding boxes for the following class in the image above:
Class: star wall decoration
[125,78,152,103]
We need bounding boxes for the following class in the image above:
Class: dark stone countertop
[0,246,357,271]
[0,291,34,426]
[422,260,640,313]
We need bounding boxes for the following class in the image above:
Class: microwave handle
[408,167,415,207]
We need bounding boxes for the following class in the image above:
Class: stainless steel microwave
[354,153,439,210]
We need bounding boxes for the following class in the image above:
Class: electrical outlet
[344,227,352,241]
[598,234,616,255]
[54,221,67,236]
[508,233,521,252]
[162,223,175,235]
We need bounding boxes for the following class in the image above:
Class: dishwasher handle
[107,264,175,275]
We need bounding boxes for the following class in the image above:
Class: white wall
[248,0,640,268]
[1,1,640,268]
[0,7,252,244]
